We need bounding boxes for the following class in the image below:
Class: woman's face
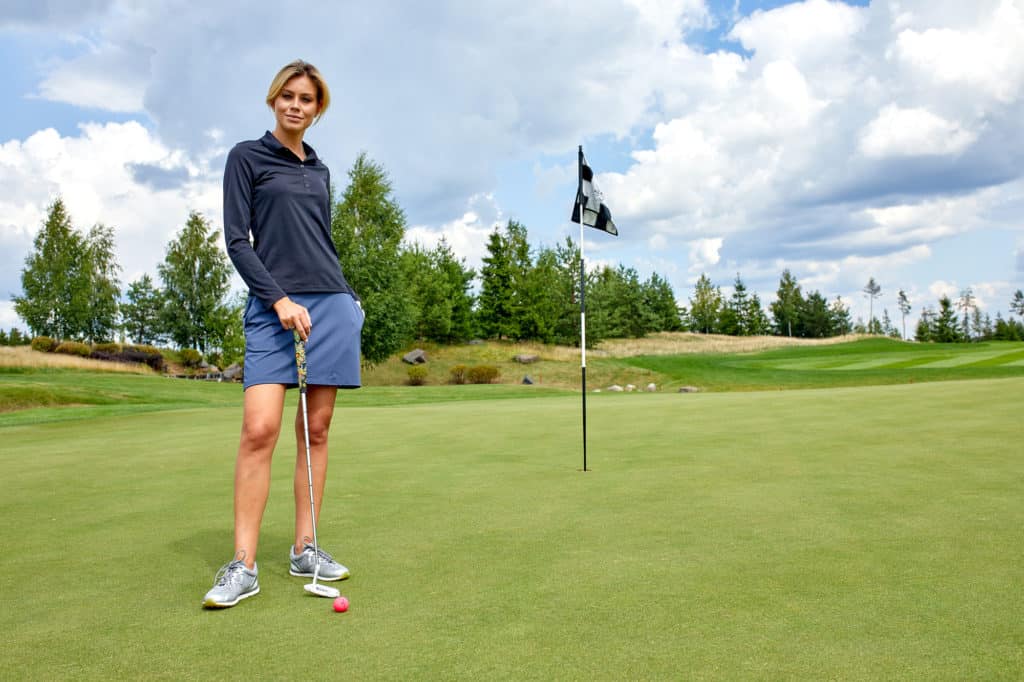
[273,75,321,135]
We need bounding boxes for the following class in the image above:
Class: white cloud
[688,237,722,272]
[35,40,151,112]
[0,122,221,303]
[895,0,1024,103]
[859,105,976,158]
[404,194,504,273]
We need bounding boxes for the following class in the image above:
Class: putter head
[304,582,340,599]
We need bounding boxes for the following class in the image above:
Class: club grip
[293,330,307,393]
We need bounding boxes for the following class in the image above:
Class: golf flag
[571,155,618,237]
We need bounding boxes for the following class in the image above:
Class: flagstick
[578,145,588,472]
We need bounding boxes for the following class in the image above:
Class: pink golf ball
[333,596,349,613]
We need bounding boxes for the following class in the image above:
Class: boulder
[645,383,657,392]
[402,349,428,364]
[677,386,700,393]
[625,384,636,392]
[607,384,624,392]
[222,363,244,381]
[514,354,539,364]
[468,339,485,345]
[522,375,534,385]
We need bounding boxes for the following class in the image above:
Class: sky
[2,0,1022,337]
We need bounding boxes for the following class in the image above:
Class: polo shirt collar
[260,130,318,162]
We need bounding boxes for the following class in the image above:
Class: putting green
[1,377,1022,679]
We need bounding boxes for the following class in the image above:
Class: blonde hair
[266,60,330,124]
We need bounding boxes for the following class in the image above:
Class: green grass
[624,338,1024,391]
[1,373,1022,679]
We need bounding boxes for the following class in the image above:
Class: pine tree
[477,227,516,340]
[897,289,912,340]
[862,277,882,334]
[830,296,853,336]
[932,296,961,343]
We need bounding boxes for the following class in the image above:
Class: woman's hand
[272,297,312,341]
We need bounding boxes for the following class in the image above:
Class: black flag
[571,157,618,236]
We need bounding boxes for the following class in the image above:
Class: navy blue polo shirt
[223,131,356,308]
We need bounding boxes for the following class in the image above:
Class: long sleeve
[223,146,287,308]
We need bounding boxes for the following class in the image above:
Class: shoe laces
[214,550,249,586]
[302,537,335,563]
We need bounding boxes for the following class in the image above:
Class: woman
[203,60,363,608]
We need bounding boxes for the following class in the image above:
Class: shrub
[93,342,122,354]
[55,341,92,357]
[122,345,165,371]
[180,349,203,368]
[449,364,468,385]
[406,365,428,386]
[31,336,59,353]
[467,365,499,384]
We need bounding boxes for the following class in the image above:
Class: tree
[79,223,121,343]
[932,295,962,343]
[1012,289,1024,317]
[897,289,912,340]
[642,272,682,332]
[158,211,232,353]
[830,296,853,336]
[723,274,750,336]
[433,238,476,343]
[14,198,85,340]
[746,293,771,336]
[801,291,832,338]
[862,277,882,334]
[915,307,935,342]
[121,274,164,345]
[689,274,722,334]
[771,269,803,337]
[401,243,453,342]
[332,153,415,365]
[957,288,976,341]
[477,226,517,340]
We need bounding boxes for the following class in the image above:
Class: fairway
[1,376,1022,679]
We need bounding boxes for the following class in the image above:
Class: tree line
[13,153,1024,368]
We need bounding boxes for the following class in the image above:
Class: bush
[31,336,59,353]
[121,345,166,371]
[179,349,203,368]
[449,364,468,385]
[406,365,428,386]
[467,365,499,384]
[93,342,122,354]
[55,341,92,357]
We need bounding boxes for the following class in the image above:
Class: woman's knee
[241,416,281,451]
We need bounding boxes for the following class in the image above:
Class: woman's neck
[271,127,306,161]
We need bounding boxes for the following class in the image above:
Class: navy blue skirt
[243,292,363,389]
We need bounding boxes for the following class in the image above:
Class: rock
[625,384,636,392]
[678,386,700,393]
[514,354,539,364]
[608,384,624,392]
[645,383,657,392]
[522,375,534,385]
[402,349,427,364]
[206,365,220,374]
[468,339,484,345]
[222,363,243,381]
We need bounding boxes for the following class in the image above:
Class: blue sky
[1,0,1022,336]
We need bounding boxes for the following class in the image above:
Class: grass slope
[1,378,1021,679]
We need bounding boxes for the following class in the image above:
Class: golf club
[293,330,340,600]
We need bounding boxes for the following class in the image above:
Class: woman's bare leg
[293,385,338,552]
[233,383,287,569]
